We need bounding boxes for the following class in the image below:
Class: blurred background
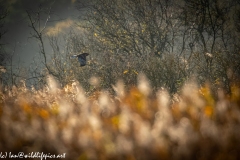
[1,0,78,67]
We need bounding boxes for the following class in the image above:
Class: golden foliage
[0,76,240,160]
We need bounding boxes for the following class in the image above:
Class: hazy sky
[1,0,79,68]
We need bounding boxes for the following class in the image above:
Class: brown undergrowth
[0,75,240,160]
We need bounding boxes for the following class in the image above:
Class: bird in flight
[70,53,89,67]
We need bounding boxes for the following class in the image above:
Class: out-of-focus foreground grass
[0,75,240,160]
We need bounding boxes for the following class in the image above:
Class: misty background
[1,0,78,67]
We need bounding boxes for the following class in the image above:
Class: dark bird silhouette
[70,53,89,66]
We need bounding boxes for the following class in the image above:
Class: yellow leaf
[133,70,138,75]
[123,70,128,74]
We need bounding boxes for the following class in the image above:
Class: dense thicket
[68,0,240,93]
[2,0,240,94]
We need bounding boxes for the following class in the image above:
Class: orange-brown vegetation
[0,75,240,160]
